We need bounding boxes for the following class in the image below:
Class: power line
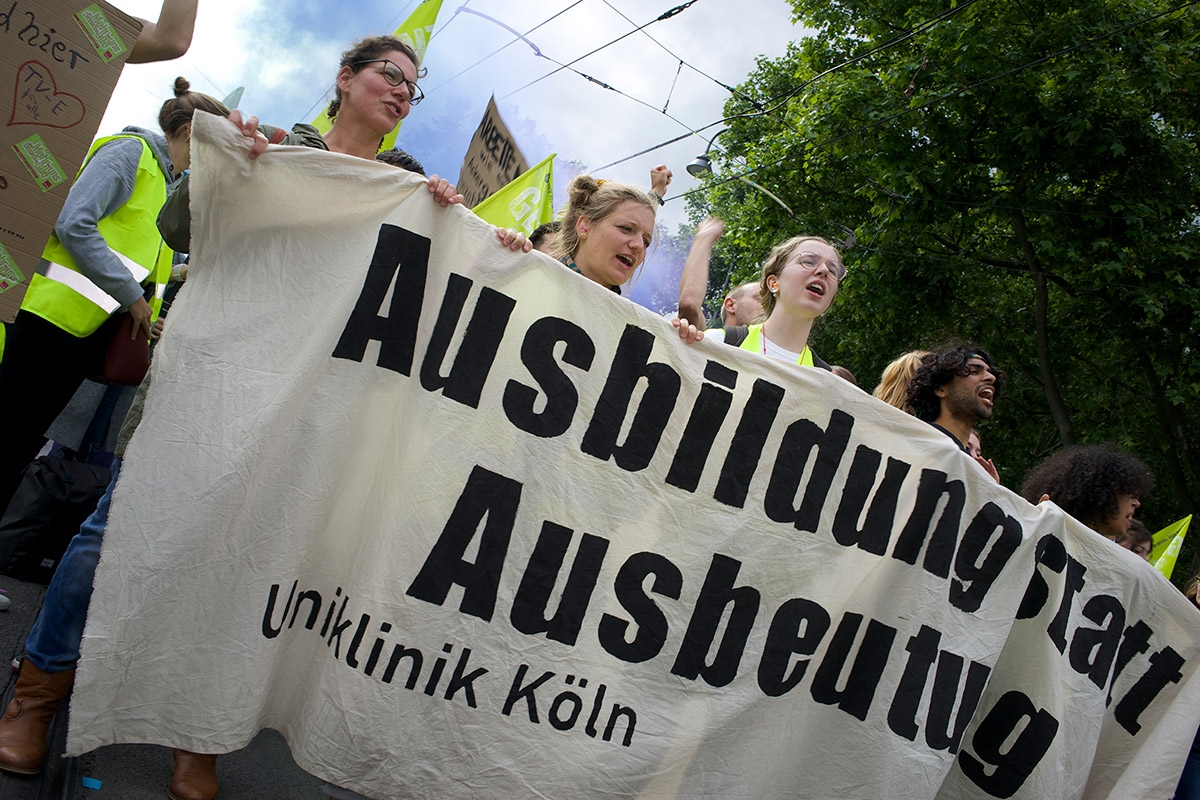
[589,0,986,173]
[499,0,704,100]
[427,1,585,91]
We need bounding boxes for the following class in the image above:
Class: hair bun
[173,76,191,97]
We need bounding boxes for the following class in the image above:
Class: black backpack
[0,456,111,584]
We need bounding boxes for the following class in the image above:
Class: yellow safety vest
[23,133,173,337]
[738,324,816,367]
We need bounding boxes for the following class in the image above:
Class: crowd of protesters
[0,3,1195,799]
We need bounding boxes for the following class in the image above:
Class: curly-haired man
[907,343,1003,454]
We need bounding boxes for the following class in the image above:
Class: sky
[98,0,804,311]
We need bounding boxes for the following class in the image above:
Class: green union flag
[310,0,443,151]
[471,153,555,236]
[1150,514,1191,580]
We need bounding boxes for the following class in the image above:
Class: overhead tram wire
[499,0,705,100]
[665,0,1200,208]
[587,0,989,174]
[597,0,772,116]
[426,1,585,91]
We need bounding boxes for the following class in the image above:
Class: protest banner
[70,114,1200,800]
[0,0,142,322]
[456,95,529,208]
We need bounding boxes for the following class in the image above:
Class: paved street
[0,577,326,800]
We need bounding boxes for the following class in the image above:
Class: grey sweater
[40,125,174,311]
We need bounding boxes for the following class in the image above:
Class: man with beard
[907,344,1003,472]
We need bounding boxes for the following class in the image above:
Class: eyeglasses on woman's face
[353,59,424,105]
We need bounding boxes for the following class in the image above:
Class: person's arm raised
[672,217,724,344]
[127,0,199,63]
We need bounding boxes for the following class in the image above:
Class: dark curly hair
[1019,444,1154,531]
[907,343,1004,423]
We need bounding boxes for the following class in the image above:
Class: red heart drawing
[9,60,86,129]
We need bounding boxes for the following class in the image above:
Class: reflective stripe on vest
[23,133,172,337]
[41,248,154,316]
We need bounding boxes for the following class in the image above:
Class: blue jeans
[24,459,119,673]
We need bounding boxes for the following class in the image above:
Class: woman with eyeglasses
[673,217,844,370]
[159,36,529,252]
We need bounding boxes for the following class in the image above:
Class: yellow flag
[1150,515,1191,580]
[310,0,444,151]
[472,153,555,235]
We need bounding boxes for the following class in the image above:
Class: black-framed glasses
[353,59,424,105]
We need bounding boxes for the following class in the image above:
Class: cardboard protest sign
[70,114,1200,800]
[456,95,528,208]
[0,0,142,322]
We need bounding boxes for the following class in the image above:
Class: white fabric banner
[70,113,1200,800]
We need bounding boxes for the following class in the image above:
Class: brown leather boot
[0,660,75,775]
[168,749,219,800]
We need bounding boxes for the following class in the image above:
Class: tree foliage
[688,0,1200,580]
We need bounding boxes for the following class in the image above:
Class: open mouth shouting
[616,253,635,269]
[805,280,826,297]
[978,385,995,407]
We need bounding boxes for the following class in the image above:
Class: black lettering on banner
[763,409,855,532]
[406,466,522,620]
[1015,533,1065,620]
[959,691,1060,799]
[325,591,352,657]
[581,325,681,472]
[422,643,452,696]
[510,523,610,645]
[1114,646,1185,734]
[345,613,372,668]
[925,650,991,752]
[886,624,990,752]
[888,625,941,741]
[261,581,298,638]
[809,613,897,721]
[671,554,761,687]
[503,664,556,721]
[443,648,488,708]
[950,502,1023,613]
[1106,621,1152,705]
[890,468,965,577]
[712,379,785,508]
[666,361,738,493]
[382,645,423,687]
[832,446,912,555]
[419,274,516,408]
[756,597,832,697]
[503,317,596,438]
[333,224,430,373]
[1048,552,1088,654]
[1068,594,1126,689]
[598,553,684,663]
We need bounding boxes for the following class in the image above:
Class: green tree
[689,0,1200,578]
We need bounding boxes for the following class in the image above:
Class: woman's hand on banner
[427,176,465,208]
[228,110,286,160]
[495,228,533,253]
